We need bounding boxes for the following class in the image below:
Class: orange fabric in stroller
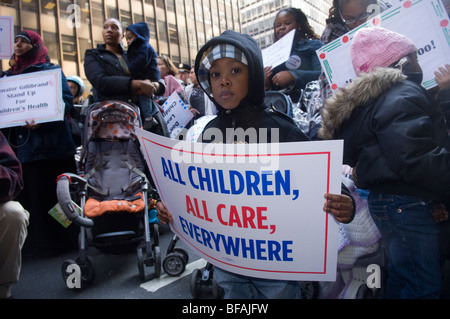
[84,192,145,218]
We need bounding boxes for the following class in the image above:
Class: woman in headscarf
[1,30,78,256]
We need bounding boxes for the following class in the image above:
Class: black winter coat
[84,44,134,104]
[320,68,450,200]
[126,22,160,82]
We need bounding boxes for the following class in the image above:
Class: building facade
[0,0,240,83]
[240,0,332,49]
[0,0,334,94]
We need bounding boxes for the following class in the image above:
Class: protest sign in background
[0,69,64,129]
[161,92,193,139]
[317,0,450,91]
[136,128,343,281]
[262,29,296,68]
[0,16,14,59]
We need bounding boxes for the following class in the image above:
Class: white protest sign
[0,16,14,59]
[136,128,343,281]
[317,0,450,91]
[0,69,65,129]
[161,91,193,139]
[262,29,296,68]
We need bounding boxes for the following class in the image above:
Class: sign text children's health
[0,69,64,129]
[136,128,343,281]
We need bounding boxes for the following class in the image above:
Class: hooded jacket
[319,68,450,200]
[437,87,450,133]
[195,30,310,144]
[126,22,160,82]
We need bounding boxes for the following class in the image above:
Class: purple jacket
[0,131,23,202]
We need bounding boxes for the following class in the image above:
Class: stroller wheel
[300,281,319,299]
[163,252,186,276]
[190,268,202,298]
[211,278,221,299]
[137,245,161,281]
[173,248,189,264]
[137,247,146,281]
[153,245,161,278]
[356,284,382,299]
[190,265,222,299]
[76,256,95,287]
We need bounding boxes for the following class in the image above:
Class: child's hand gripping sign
[136,128,343,281]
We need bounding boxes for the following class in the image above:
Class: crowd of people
[1,0,450,300]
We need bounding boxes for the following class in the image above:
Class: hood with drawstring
[194,30,309,144]
[126,22,160,81]
[127,22,150,44]
[195,30,266,115]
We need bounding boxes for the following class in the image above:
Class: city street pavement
[11,224,207,299]
[10,222,450,302]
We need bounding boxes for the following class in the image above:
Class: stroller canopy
[86,101,141,142]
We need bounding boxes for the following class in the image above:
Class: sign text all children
[136,129,343,281]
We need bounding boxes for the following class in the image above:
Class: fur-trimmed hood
[319,68,406,140]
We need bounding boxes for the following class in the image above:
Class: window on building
[105,0,118,19]
[166,0,175,12]
[22,0,39,31]
[43,31,60,65]
[156,0,164,10]
[157,19,168,54]
[62,34,77,62]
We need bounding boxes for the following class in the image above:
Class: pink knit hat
[350,27,417,74]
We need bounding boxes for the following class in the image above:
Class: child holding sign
[157,30,355,299]
[319,27,450,299]
[264,7,323,103]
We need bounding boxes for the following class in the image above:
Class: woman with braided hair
[264,7,323,103]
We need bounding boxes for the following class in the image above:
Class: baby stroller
[57,100,161,289]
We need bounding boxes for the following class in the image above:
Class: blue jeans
[214,267,301,299]
[368,193,441,299]
[138,94,158,118]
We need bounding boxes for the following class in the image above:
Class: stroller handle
[56,174,94,228]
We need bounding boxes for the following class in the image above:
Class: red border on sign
[141,137,332,275]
